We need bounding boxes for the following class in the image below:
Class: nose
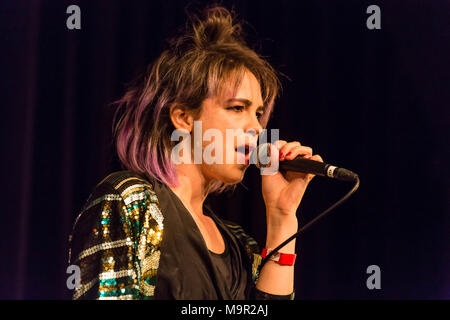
[246,116,263,137]
[246,128,259,137]
[244,119,263,148]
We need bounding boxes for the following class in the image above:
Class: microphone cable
[260,175,360,269]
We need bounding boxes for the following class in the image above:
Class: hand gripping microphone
[252,143,359,182]
[251,143,361,269]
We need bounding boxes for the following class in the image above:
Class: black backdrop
[1,0,449,299]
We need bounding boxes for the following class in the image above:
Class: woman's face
[196,70,265,184]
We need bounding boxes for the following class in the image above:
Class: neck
[169,163,211,218]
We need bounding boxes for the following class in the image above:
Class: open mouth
[235,143,256,164]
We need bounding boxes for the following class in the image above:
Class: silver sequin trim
[73,269,137,300]
[121,184,154,204]
[99,269,136,280]
[149,201,164,228]
[83,194,123,212]
[121,186,163,228]
[98,294,136,300]
[77,239,133,261]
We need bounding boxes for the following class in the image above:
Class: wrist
[265,213,298,253]
[266,211,298,231]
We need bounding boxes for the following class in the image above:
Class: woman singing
[68,5,323,300]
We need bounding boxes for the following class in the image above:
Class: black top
[208,211,246,298]
[152,177,248,299]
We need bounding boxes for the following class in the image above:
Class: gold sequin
[71,175,165,300]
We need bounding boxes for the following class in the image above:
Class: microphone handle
[279,157,358,182]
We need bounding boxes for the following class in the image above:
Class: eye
[227,105,244,112]
[227,106,264,119]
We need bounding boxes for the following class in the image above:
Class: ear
[169,103,194,132]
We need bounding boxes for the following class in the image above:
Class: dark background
[1,0,448,299]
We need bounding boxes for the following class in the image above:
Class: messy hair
[112,4,282,193]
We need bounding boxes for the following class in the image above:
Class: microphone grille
[250,143,273,168]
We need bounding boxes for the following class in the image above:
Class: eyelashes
[227,105,244,112]
[227,106,263,119]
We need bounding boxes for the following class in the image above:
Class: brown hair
[112,4,282,193]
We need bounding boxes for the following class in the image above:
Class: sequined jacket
[68,170,294,300]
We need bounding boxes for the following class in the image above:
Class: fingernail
[279,151,284,159]
[285,152,292,157]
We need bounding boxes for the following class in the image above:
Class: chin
[203,163,249,185]
[218,164,248,184]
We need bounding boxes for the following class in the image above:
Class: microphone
[251,143,359,182]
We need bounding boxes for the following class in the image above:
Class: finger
[272,140,287,150]
[308,154,324,163]
[303,155,324,183]
[278,141,302,159]
[272,140,287,160]
[283,145,313,160]
[306,172,316,183]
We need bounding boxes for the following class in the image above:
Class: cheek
[196,110,249,160]
[206,107,244,127]
[199,115,238,146]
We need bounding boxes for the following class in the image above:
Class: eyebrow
[225,98,265,111]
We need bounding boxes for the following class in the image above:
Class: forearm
[255,214,298,295]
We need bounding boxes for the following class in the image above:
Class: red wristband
[261,248,297,266]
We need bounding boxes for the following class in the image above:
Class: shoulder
[77,169,163,225]
[69,171,164,299]
[78,170,160,212]
[70,170,163,264]
[96,170,149,188]
[95,170,155,199]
